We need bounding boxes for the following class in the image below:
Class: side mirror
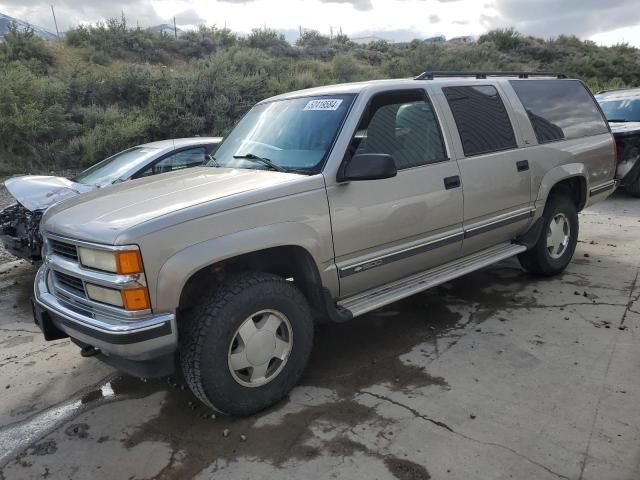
[338,153,397,182]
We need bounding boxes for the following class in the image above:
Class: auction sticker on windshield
[304,99,343,111]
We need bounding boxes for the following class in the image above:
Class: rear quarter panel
[530,134,615,212]
[499,79,615,214]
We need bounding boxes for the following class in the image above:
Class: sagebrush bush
[1,21,640,174]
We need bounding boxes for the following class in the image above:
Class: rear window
[443,85,517,157]
[598,96,640,122]
[510,79,609,144]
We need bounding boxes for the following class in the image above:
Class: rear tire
[180,272,314,416]
[518,194,578,276]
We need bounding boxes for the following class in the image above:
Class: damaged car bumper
[0,203,43,259]
[611,122,640,192]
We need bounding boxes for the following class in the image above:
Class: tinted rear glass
[443,85,517,157]
[510,80,609,144]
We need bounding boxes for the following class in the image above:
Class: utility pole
[50,5,60,40]
[173,16,177,38]
[299,24,302,38]
[330,25,333,39]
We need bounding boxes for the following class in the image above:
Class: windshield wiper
[232,153,286,173]
[608,119,630,123]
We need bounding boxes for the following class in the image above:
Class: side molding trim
[589,180,616,197]
[338,208,535,277]
[339,231,464,278]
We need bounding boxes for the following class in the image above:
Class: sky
[2,0,640,46]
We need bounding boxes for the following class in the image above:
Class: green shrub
[2,24,640,174]
[0,23,55,73]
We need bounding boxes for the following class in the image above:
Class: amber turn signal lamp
[116,250,144,275]
[121,287,151,310]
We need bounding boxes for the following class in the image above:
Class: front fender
[153,222,337,312]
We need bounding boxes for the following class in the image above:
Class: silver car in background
[0,137,222,259]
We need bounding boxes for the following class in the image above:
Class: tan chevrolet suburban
[33,72,617,416]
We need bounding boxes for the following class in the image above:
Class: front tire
[518,194,579,276]
[180,272,314,416]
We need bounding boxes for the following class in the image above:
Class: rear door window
[443,85,517,157]
[510,79,609,144]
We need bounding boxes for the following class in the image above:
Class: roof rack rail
[415,71,568,80]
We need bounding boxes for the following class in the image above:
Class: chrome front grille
[54,271,86,298]
[49,238,78,261]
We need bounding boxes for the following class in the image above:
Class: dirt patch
[64,423,89,439]
[28,440,57,456]
[0,336,33,348]
[385,458,431,480]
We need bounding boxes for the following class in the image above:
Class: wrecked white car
[0,137,221,260]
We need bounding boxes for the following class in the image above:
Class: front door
[326,89,464,298]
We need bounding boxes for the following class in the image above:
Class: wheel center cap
[246,331,276,366]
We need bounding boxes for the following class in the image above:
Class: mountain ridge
[0,12,58,41]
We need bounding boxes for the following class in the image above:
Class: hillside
[0,12,57,41]
[1,21,639,174]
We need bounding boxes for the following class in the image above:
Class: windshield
[598,98,640,122]
[211,94,355,173]
[74,147,159,186]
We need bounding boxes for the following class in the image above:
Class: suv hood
[4,176,94,212]
[42,167,317,244]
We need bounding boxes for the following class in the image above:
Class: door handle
[516,160,530,172]
[444,175,461,190]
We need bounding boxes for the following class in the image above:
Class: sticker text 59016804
[303,99,344,111]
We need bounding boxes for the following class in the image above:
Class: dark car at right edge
[596,87,640,196]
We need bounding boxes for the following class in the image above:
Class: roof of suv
[263,76,575,103]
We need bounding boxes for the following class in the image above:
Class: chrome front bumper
[34,264,177,361]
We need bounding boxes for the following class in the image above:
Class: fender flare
[153,222,335,312]
[535,163,588,211]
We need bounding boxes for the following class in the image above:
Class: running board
[338,243,526,318]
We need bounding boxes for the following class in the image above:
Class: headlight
[78,247,143,275]
[77,245,150,310]
[85,283,150,310]
[86,283,124,307]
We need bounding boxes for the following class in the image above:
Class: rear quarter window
[510,79,609,144]
[443,85,517,157]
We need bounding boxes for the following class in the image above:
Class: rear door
[440,84,533,255]
[327,88,464,298]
